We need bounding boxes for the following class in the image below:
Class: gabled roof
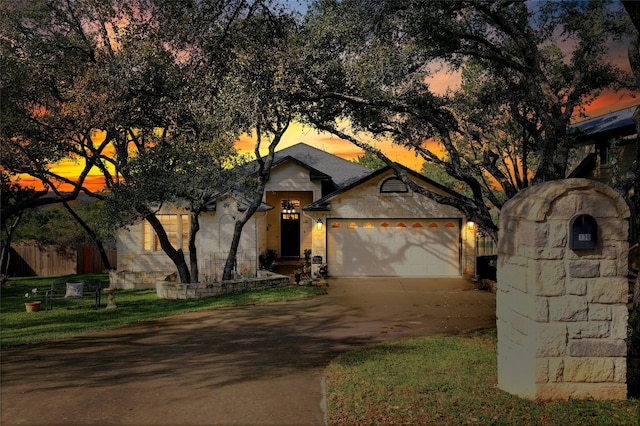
[304,163,464,211]
[272,155,332,182]
[272,143,371,188]
[569,104,638,143]
[212,143,370,209]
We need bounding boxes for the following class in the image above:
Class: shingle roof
[569,104,638,141]
[272,143,371,188]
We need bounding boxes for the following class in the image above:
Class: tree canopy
[0,0,301,282]
[298,0,631,239]
[1,0,636,282]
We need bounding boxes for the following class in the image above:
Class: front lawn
[1,274,326,348]
[325,329,640,425]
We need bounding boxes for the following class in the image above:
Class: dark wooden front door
[281,213,300,257]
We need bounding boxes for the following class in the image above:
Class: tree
[216,8,306,281]
[0,0,144,268]
[620,2,640,363]
[300,0,630,240]
[103,138,243,283]
[1,0,285,283]
[94,0,302,283]
[0,171,46,282]
[13,198,113,246]
[620,0,640,252]
[420,157,472,198]
[352,151,386,170]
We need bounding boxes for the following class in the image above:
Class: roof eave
[303,204,332,212]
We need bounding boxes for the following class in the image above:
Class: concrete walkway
[1,278,496,426]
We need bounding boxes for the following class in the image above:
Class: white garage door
[327,219,461,277]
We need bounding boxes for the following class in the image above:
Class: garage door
[327,219,460,277]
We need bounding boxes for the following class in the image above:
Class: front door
[281,213,300,258]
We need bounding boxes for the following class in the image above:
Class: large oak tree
[299,0,631,240]
[2,0,308,283]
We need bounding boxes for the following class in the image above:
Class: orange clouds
[19,91,637,193]
[580,89,638,119]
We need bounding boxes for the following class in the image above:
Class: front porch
[272,257,303,276]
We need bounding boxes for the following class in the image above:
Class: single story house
[113,143,476,287]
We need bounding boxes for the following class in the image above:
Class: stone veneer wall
[109,270,172,289]
[497,179,630,400]
[156,272,291,299]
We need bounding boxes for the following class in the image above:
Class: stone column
[497,179,630,400]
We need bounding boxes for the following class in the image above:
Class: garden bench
[44,279,105,311]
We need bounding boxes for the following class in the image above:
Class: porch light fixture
[316,218,323,230]
[467,221,475,230]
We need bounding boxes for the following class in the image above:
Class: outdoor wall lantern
[467,221,475,230]
[316,218,323,230]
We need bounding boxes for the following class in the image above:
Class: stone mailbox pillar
[497,179,630,400]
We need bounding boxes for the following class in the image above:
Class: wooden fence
[8,243,117,277]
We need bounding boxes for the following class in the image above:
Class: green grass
[325,329,640,425]
[1,274,326,348]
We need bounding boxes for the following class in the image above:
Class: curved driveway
[1,278,496,426]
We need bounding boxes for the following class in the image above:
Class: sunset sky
[20,86,638,192]
[15,12,639,192]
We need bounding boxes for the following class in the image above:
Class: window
[380,177,409,193]
[144,214,189,251]
[598,139,617,166]
[181,215,189,249]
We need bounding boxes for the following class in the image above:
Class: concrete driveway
[1,278,496,426]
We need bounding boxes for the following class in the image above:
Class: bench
[44,279,105,311]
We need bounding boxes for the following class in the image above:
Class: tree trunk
[60,199,112,270]
[188,211,200,283]
[221,188,268,281]
[221,124,285,280]
[634,273,640,309]
[1,214,23,284]
[223,220,245,280]
[146,214,191,283]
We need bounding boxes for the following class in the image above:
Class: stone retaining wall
[156,272,291,299]
[109,270,172,289]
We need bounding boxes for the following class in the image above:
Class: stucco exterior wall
[265,162,322,197]
[115,162,477,283]
[311,170,474,276]
[115,198,263,286]
[264,162,322,258]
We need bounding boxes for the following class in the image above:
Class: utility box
[497,179,630,400]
